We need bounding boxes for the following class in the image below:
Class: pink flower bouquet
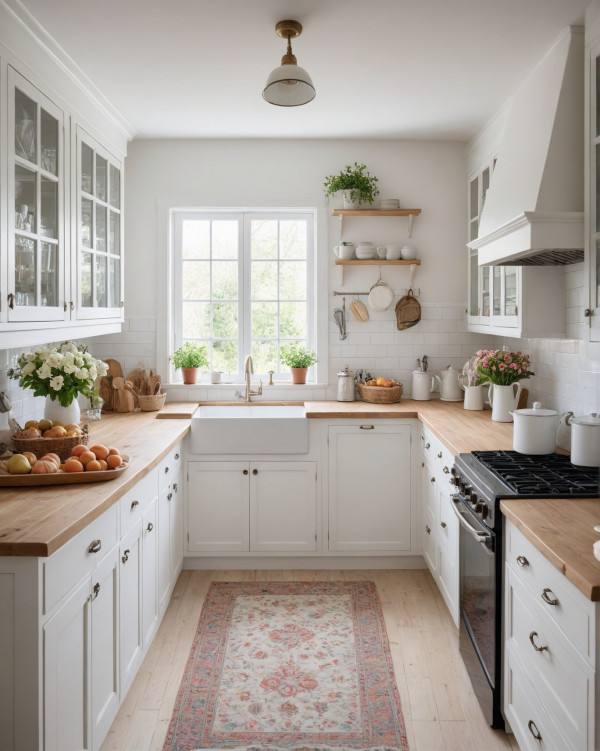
[473,349,534,386]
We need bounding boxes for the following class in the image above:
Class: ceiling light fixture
[262,20,315,107]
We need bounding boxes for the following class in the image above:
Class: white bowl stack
[380,198,400,210]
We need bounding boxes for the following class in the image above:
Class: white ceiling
[20,0,589,141]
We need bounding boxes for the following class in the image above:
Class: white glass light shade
[262,64,316,106]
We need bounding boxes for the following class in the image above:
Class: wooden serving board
[0,459,128,487]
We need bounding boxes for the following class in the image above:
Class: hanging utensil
[350,297,369,322]
[395,289,421,330]
[368,274,394,312]
[333,307,347,340]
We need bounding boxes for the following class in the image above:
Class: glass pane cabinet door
[589,49,600,340]
[76,127,123,319]
[8,68,65,322]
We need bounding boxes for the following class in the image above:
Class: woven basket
[357,382,403,404]
[395,289,421,330]
[138,393,166,412]
[11,424,90,462]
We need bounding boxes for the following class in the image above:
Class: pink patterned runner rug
[163,581,408,751]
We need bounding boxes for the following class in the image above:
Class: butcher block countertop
[304,399,515,454]
[0,406,190,557]
[501,499,600,602]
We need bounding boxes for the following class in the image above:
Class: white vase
[342,190,360,209]
[488,383,523,422]
[44,395,81,425]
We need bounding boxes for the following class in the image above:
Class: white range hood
[471,27,584,267]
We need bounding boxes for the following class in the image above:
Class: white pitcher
[488,382,523,423]
[434,366,462,401]
[412,370,437,401]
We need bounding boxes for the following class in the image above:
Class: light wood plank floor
[100,569,520,751]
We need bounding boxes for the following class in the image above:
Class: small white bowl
[356,247,377,260]
[401,245,418,260]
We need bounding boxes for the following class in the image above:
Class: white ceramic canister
[510,401,559,455]
[569,413,600,467]
[462,384,484,411]
[337,366,355,402]
[412,370,437,401]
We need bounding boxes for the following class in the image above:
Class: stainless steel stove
[450,450,599,729]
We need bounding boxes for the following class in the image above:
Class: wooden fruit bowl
[0,457,128,487]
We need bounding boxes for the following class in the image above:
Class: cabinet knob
[122,549,130,563]
[130,500,139,510]
[147,522,154,532]
[164,466,169,474]
[430,476,435,483]
[425,525,431,535]
[167,492,173,501]
[252,468,258,475]
[440,521,447,529]
[443,466,450,474]
[528,631,548,652]
[120,300,125,307]
[584,308,593,318]
[173,482,178,492]
[8,293,14,309]
[425,443,431,449]
[93,582,100,600]
[437,451,443,458]
[540,588,559,606]
[174,453,179,460]
[527,720,542,742]
[516,555,529,567]
[88,539,102,554]
[243,469,249,475]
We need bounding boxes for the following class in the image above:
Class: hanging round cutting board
[368,279,394,312]
[395,289,421,330]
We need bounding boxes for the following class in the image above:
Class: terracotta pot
[291,367,308,385]
[181,367,199,385]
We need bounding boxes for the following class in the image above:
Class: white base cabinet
[327,423,414,553]
[187,461,317,554]
[0,442,183,751]
[420,425,459,626]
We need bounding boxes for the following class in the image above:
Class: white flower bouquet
[9,341,108,407]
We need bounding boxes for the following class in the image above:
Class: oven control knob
[480,505,489,520]
[450,476,460,487]
[475,501,485,516]
[470,491,478,506]
[463,484,472,498]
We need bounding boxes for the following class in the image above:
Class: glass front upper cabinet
[589,44,600,340]
[76,127,123,319]
[8,67,65,322]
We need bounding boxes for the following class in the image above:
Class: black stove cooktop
[472,450,600,497]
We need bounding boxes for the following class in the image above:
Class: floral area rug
[163,581,408,751]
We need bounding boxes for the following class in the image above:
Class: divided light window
[173,211,314,379]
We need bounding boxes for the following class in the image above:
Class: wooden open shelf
[331,209,422,217]
[334,259,421,266]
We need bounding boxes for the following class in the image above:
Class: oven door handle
[451,496,494,554]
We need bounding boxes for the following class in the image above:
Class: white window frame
[160,203,327,385]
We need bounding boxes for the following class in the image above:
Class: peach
[79,450,96,466]
[90,444,109,461]
[64,458,84,473]
[85,459,102,472]
[106,454,122,469]
[71,444,88,457]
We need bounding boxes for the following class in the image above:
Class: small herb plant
[171,342,209,370]
[280,343,318,369]
[323,162,379,205]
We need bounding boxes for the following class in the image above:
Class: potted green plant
[323,162,379,209]
[171,342,209,385]
[280,343,317,385]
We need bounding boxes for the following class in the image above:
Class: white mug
[462,384,484,411]
[412,370,437,400]
[377,247,387,259]
[210,371,222,384]
[334,244,354,260]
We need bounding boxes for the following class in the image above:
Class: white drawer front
[506,520,595,663]
[158,444,181,490]
[506,566,593,751]
[119,468,158,535]
[44,505,118,614]
[422,426,453,476]
[505,647,572,751]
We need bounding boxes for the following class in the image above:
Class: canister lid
[512,401,558,417]
[337,366,353,377]
[570,412,600,426]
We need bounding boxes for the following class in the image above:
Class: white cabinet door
[187,462,250,552]
[141,502,158,648]
[119,524,142,696]
[421,461,437,574]
[43,575,90,751]
[170,471,184,582]
[436,485,459,624]
[90,548,119,750]
[250,462,317,552]
[328,424,413,552]
[157,484,171,615]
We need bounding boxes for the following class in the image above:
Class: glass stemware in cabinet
[41,177,57,238]
[15,237,36,306]
[41,243,58,307]
[15,88,36,163]
[40,109,58,176]
[15,165,36,233]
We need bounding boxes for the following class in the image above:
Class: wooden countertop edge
[500,499,600,602]
[0,421,190,557]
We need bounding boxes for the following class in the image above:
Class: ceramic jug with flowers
[473,349,534,422]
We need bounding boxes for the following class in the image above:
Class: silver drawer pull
[88,539,102,554]
[527,720,542,741]
[516,555,529,567]
[93,582,100,600]
[541,588,559,606]
[130,500,139,510]
[529,631,548,652]
[437,451,443,458]
[167,492,173,501]
[425,525,431,535]
[174,453,179,460]
[425,442,430,449]
[440,521,447,529]
[359,425,374,430]
[147,522,154,532]
[164,466,169,474]
[122,549,130,564]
